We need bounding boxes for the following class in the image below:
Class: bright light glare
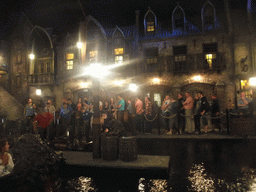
[36,89,41,95]
[77,42,83,49]
[193,75,202,81]
[114,80,124,86]
[129,84,137,92]
[152,78,160,84]
[80,82,89,88]
[84,63,109,78]
[29,53,35,60]
[250,77,256,86]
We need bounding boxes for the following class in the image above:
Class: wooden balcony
[27,73,54,85]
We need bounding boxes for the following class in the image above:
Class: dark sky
[0,0,248,39]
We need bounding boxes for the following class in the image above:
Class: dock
[59,151,170,170]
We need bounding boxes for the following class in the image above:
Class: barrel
[101,135,119,161]
[119,136,137,162]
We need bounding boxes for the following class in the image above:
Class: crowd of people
[160,91,221,135]
[22,90,254,142]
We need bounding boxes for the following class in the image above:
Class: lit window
[114,48,123,55]
[205,54,216,69]
[115,56,123,64]
[114,48,124,64]
[66,53,74,60]
[66,53,74,70]
[89,51,97,58]
[89,51,97,62]
[241,80,249,90]
[147,22,155,32]
[67,60,73,70]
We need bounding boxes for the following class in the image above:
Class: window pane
[147,22,155,32]
[41,63,44,73]
[115,56,123,64]
[66,53,74,60]
[47,62,51,73]
[114,48,124,55]
[67,60,73,70]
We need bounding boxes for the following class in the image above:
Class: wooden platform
[59,151,170,170]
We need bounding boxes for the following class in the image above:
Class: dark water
[59,139,256,192]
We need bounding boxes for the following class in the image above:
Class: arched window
[144,7,157,34]
[172,3,185,33]
[201,1,216,31]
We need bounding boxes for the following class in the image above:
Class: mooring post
[226,108,230,135]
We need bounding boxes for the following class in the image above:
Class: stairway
[0,86,24,120]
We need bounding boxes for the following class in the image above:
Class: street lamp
[29,53,35,60]
[36,89,41,96]
[83,63,109,159]
[129,83,138,92]
[77,42,83,49]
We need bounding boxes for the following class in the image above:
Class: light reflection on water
[188,163,215,191]
[62,166,256,192]
[64,176,98,192]
[61,140,256,191]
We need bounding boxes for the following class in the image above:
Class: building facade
[3,0,256,113]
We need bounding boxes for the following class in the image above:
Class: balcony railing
[27,73,54,85]
[140,53,226,74]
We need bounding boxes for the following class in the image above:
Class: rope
[229,111,251,116]
[160,113,177,119]
[180,113,197,117]
[201,113,226,119]
[144,114,158,122]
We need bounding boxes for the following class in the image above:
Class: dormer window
[144,7,157,34]
[172,3,185,33]
[202,1,216,31]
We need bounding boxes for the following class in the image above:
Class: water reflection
[138,178,168,192]
[188,163,215,191]
[63,176,98,192]
[60,140,256,191]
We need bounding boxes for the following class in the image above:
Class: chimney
[135,10,140,33]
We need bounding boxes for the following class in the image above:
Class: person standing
[183,92,194,133]
[144,96,153,133]
[117,95,125,124]
[166,96,178,135]
[237,91,251,114]
[177,93,185,134]
[193,94,201,134]
[210,94,221,131]
[25,98,34,129]
[110,98,117,119]
[135,97,144,133]
[197,91,210,134]
[161,94,171,131]
[44,101,55,115]
[76,98,83,112]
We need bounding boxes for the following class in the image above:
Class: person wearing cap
[44,100,55,115]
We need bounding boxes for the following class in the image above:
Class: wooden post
[226,108,230,135]
[92,79,101,159]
